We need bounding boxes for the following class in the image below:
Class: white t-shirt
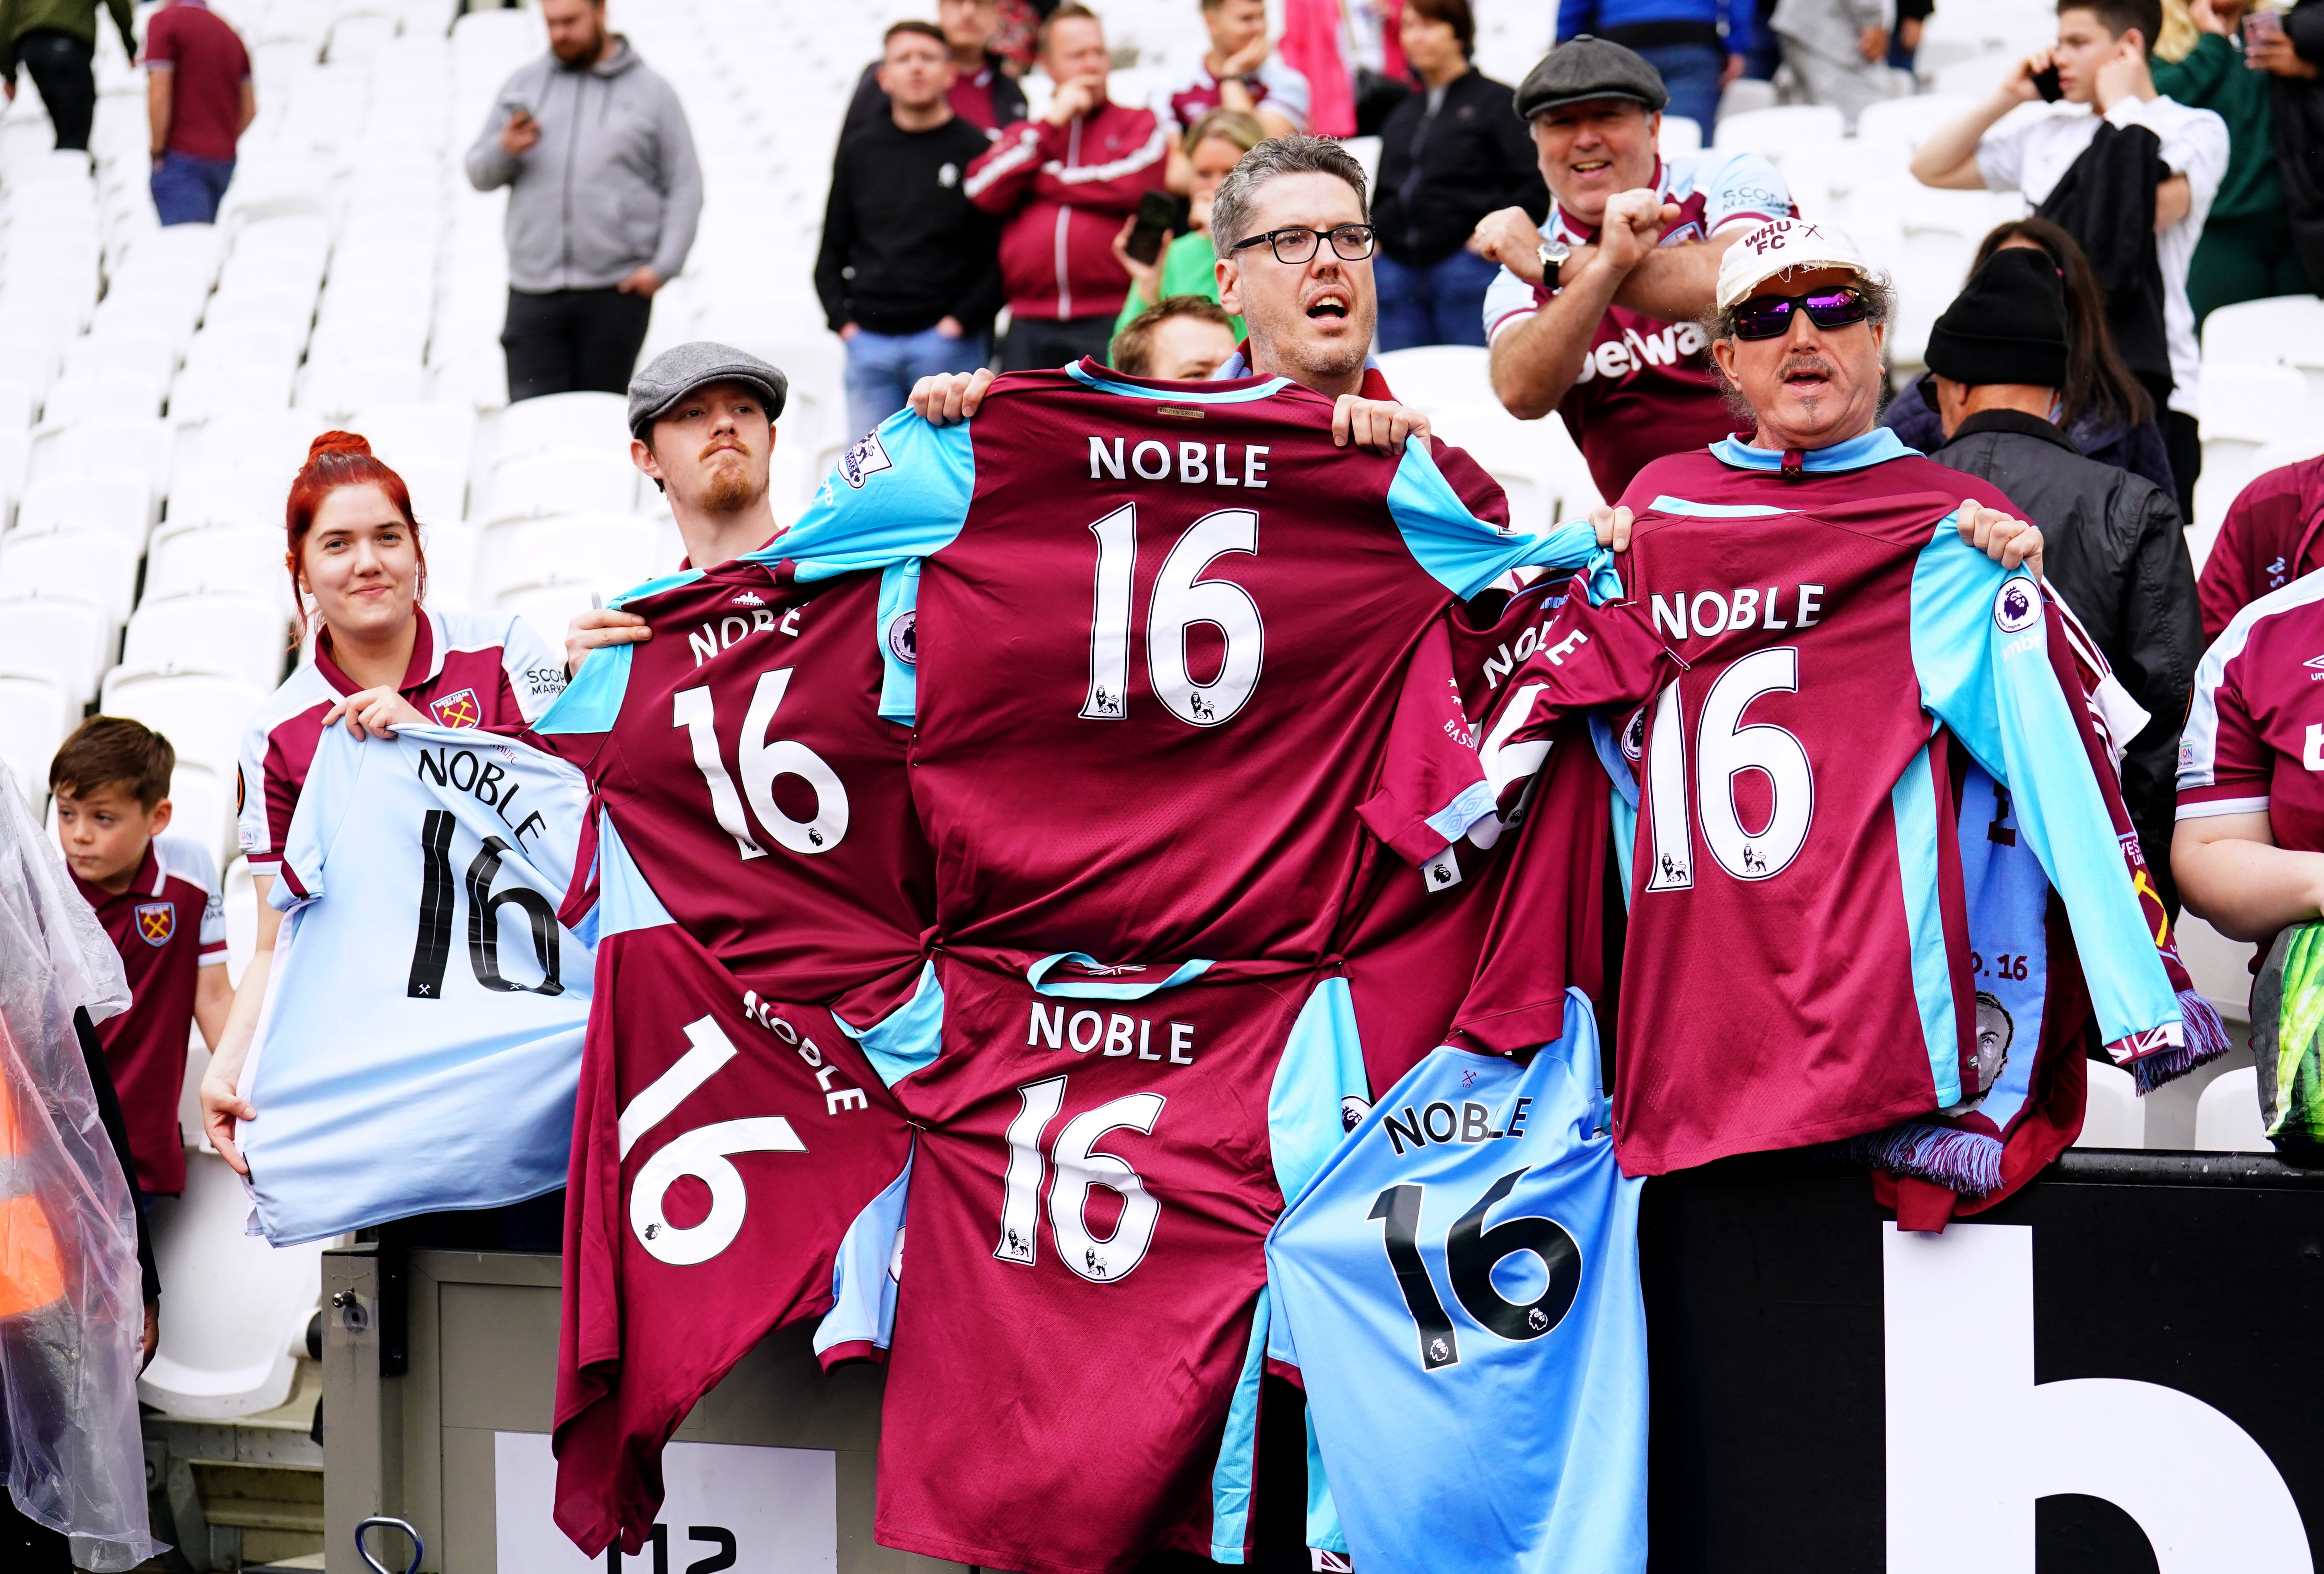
[1975,94,2229,418]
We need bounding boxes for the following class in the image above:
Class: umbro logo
[732,591,765,606]
[2305,654,2324,682]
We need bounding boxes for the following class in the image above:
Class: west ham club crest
[430,688,481,728]
[135,902,175,946]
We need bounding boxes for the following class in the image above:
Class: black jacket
[1371,67,1547,267]
[2036,120,2171,389]
[2275,0,2324,292]
[1932,410,2202,911]
[814,113,1005,337]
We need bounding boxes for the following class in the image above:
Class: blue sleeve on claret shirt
[1386,437,1621,603]
[876,560,921,724]
[1909,519,2179,1050]
[750,411,977,581]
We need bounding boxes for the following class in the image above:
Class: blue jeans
[844,324,990,439]
[1633,41,1727,135]
[1374,248,1501,352]
[151,151,234,225]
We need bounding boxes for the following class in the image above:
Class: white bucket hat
[1714,218,1879,314]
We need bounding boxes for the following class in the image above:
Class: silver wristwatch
[1537,238,1573,292]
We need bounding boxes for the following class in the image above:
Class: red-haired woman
[199,432,566,1175]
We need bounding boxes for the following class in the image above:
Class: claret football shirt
[73,833,225,1195]
[752,358,1615,966]
[2179,569,2324,851]
[534,557,933,1026]
[1483,431,2184,1175]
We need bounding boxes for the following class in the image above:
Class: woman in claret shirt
[198,431,565,1180]
[2173,579,2324,977]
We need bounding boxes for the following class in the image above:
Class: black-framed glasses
[1729,286,1871,340]
[1228,224,1378,265]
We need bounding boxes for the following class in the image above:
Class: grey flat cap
[1513,36,1669,120]
[627,341,789,438]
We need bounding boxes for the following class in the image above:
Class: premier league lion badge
[1992,579,2041,634]
[135,902,175,946]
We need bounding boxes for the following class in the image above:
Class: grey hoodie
[464,37,703,294]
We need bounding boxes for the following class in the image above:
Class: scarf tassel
[2131,990,2235,1095]
[1850,1123,2005,1197]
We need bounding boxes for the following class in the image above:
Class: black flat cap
[1514,36,1669,120]
[628,342,789,439]
[1926,248,2070,391]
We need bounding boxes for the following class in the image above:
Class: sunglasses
[1729,286,1872,340]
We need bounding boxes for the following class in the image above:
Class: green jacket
[1110,231,1247,354]
[2152,31,2282,224]
[0,0,137,79]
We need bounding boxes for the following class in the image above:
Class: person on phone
[2152,0,2310,320]
[1910,0,2227,517]
[1108,106,1262,352]
[819,20,1004,439]
[464,0,702,402]
[2248,0,2324,292]
[965,2,1171,371]
[1370,0,1547,350]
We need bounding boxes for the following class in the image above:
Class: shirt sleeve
[1973,120,2027,194]
[497,614,572,724]
[2176,620,2273,818]
[1482,263,1543,344]
[1702,151,1793,231]
[236,712,289,869]
[1262,60,1312,130]
[750,410,979,581]
[1909,519,2181,1057]
[144,12,178,68]
[1354,617,1499,867]
[161,836,228,958]
[272,728,367,907]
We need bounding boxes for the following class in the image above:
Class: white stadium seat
[1376,345,1495,420]
[492,390,632,465]
[2203,295,2324,377]
[476,512,659,607]
[0,528,139,624]
[42,369,165,422]
[99,668,267,783]
[163,760,238,866]
[482,449,641,524]
[12,469,155,544]
[2073,1061,2144,1148]
[146,522,297,614]
[1712,104,1846,160]
[0,595,112,704]
[2194,1066,2271,1153]
[29,417,173,500]
[492,577,600,657]
[139,1152,327,1419]
[0,674,77,802]
[121,595,293,691]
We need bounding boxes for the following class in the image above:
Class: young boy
[1908,0,2228,515]
[52,718,228,1198]
[1161,0,1310,139]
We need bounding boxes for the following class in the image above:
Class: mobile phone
[2033,64,2063,101]
[2245,10,2284,46]
[501,96,534,123]
[1125,190,1189,266]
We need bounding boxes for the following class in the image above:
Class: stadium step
[145,1357,326,1571]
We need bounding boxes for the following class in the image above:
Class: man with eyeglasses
[1468,38,1794,503]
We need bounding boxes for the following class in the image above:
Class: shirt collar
[1944,407,2080,455]
[70,844,160,908]
[316,606,438,697]
[1711,426,1914,474]
[1211,344,1393,399]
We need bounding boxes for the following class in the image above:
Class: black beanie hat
[1924,248,2071,389]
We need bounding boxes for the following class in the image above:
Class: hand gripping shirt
[237,724,592,1244]
[1487,433,2183,1175]
[1265,989,1647,1574]
[237,607,568,872]
[533,558,933,1025]
[868,948,1367,1574]
[751,359,1613,965]
[1479,150,1794,500]
[552,836,913,1558]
